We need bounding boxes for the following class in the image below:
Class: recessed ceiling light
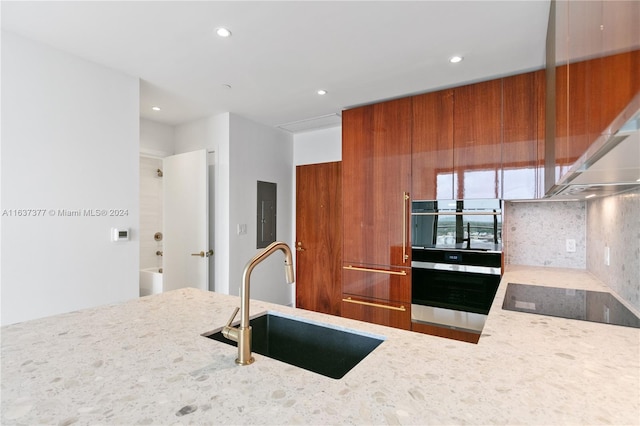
[151,106,161,111]
[449,56,463,64]
[317,89,327,95]
[216,28,232,38]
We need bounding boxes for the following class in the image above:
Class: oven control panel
[412,248,501,268]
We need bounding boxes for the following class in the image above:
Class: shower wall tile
[504,201,586,269]
[586,188,640,312]
[140,157,163,270]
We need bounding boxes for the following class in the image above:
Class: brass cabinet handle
[343,265,407,276]
[403,191,409,263]
[191,250,214,258]
[342,297,406,312]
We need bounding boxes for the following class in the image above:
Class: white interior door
[163,149,209,292]
[207,152,216,292]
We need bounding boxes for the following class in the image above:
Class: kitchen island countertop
[2,265,639,425]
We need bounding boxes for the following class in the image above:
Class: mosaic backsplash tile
[504,188,640,312]
[504,201,586,269]
[586,188,640,312]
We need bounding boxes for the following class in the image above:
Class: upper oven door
[411,199,502,251]
[411,200,437,247]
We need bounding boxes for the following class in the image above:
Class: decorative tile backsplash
[586,188,640,312]
[504,188,640,312]
[504,200,586,269]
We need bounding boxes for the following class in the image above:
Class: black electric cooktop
[502,283,640,329]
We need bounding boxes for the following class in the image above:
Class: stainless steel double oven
[410,199,502,333]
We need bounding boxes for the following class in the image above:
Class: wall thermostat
[111,228,130,242]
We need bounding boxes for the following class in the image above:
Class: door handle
[191,250,214,258]
[296,242,305,252]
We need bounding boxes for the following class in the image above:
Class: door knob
[191,250,214,258]
[296,242,305,252]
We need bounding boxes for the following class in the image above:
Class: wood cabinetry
[411,321,480,344]
[342,98,412,268]
[341,267,411,330]
[412,89,454,200]
[599,50,640,134]
[502,70,546,199]
[453,79,503,199]
[554,0,640,183]
[412,72,545,201]
[342,294,411,330]
[342,98,412,330]
[342,266,410,304]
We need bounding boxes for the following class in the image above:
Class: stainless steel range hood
[546,95,640,200]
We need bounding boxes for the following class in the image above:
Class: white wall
[1,32,140,325]
[173,113,293,304]
[174,116,223,155]
[228,114,294,305]
[140,118,174,157]
[293,126,341,166]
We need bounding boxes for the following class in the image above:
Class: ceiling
[1,1,551,131]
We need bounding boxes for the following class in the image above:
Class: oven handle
[343,297,407,312]
[343,265,407,276]
[411,261,501,276]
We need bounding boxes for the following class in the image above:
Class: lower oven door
[411,263,501,315]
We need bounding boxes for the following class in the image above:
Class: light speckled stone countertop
[2,266,639,425]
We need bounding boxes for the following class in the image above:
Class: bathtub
[140,267,163,297]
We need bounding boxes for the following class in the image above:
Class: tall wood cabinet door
[567,60,590,164]
[556,60,590,178]
[555,62,570,181]
[502,72,541,200]
[600,50,640,134]
[554,0,640,184]
[342,105,373,266]
[412,89,454,200]
[600,0,640,133]
[342,98,412,268]
[295,162,342,316]
[534,70,546,198]
[559,1,592,176]
[453,79,502,199]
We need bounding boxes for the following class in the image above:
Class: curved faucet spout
[224,241,295,365]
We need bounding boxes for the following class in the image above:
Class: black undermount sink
[203,312,385,379]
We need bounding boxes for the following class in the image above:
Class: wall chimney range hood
[546,94,640,200]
